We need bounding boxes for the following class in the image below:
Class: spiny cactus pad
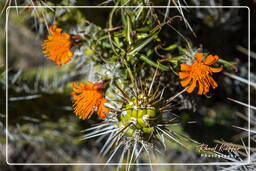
[118,93,160,139]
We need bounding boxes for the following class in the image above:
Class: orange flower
[179,53,223,95]
[42,25,74,66]
[72,81,110,119]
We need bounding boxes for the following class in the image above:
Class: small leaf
[127,32,159,56]
[139,55,169,71]
[162,44,177,51]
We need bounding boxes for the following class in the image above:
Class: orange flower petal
[198,78,207,94]
[178,72,189,79]
[204,55,219,65]
[179,52,223,95]
[42,25,74,66]
[85,82,94,89]
[72,81,110,120]
[203,85,209,94]
[197,80,204,95]
[208,76,218,89]
[195,53,203,62]
[210,66,223,73]
[56,28,62,33]
[180,76,191,87]
[49,25,57,34]
[187,79,197,93]
[180,64,191,71]
[97,98,109,119]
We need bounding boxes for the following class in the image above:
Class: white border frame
[5,6,251,166]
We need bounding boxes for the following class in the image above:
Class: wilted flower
[72,81,110,119]
[179,53,223,95]
[42,25,74,66]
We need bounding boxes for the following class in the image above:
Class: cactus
[2,0,250,169]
